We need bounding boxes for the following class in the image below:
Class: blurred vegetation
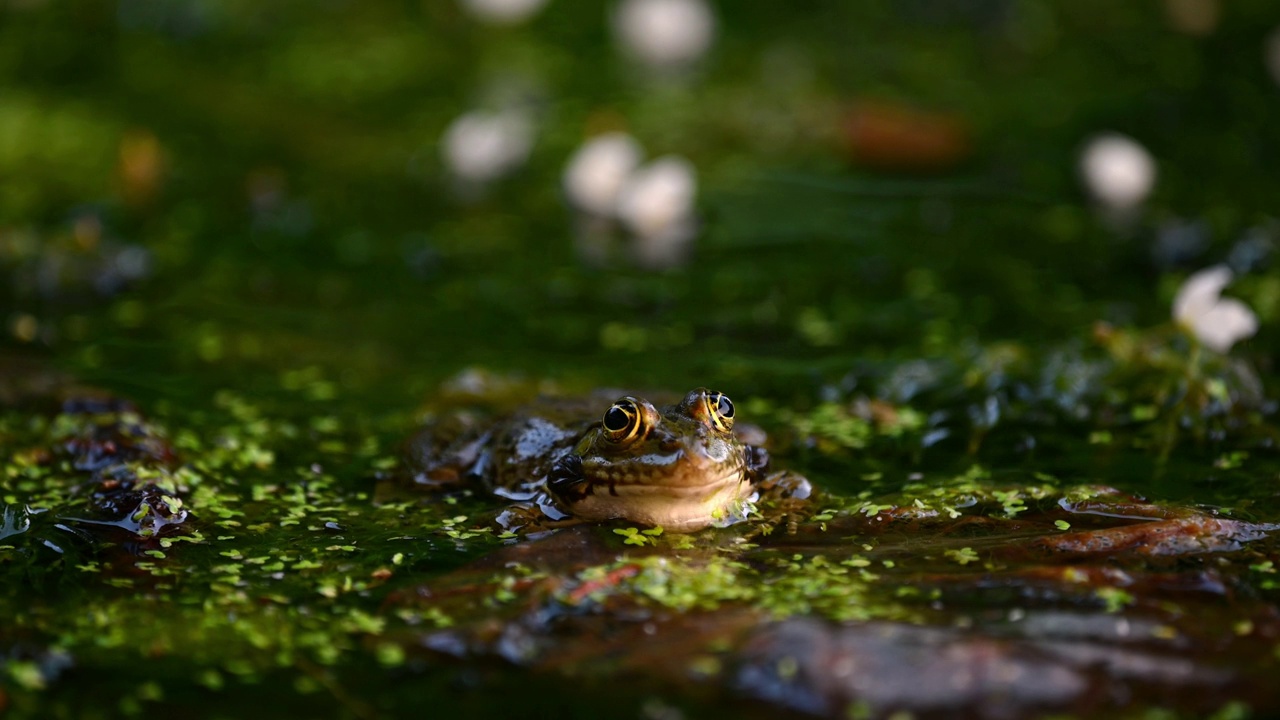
[2,0,1278,407]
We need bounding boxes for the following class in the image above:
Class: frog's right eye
[602,399,644,443]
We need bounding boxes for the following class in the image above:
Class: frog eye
[706,391,735,432]
[602,399,644,443]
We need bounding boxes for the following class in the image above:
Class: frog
[403,386,809,533]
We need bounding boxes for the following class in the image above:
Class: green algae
[0,389,490,700]
[3,350,1279,719]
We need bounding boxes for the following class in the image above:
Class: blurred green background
[3,0,1278,408]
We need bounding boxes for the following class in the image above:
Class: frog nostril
[660,439,681,452]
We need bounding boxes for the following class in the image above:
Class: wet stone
[733,619,1090,718]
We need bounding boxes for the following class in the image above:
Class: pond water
[3,2,1280,718]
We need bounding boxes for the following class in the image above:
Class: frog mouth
[569,472,757,532]
[548,453,746,502]
[547,454,754,532]
[598,467,747,495]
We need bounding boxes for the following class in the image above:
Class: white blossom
[459,0,548,24]
[614,0,715,69]
[1172,264,1258,353]
[562,132,644,216]
[1079,132,1157,210]
[440,108,534,184]
[562,134,699,269]
[616,156,697,268]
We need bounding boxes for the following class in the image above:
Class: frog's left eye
[705,391,735,433]
[602,399,645,443]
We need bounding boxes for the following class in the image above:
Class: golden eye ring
[704,390,735,433]
[602,399,644,443]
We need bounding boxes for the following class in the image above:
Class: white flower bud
[614,0,715,69]
[440,109,534,184]
[616,156,697,268]
[616,155,696,239]
[562,133,644,216]
[1079,132,1157,210]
